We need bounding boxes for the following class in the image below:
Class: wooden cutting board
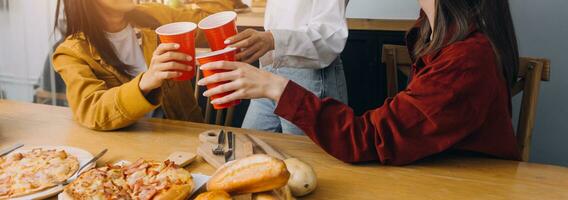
[197,130,291,169]
[197,130,255,169]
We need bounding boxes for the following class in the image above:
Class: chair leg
[204,97,213,124]
[224,107,235,127]
[194,68,201,101]
[215,109,224,125]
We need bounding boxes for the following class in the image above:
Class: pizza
[0,148,80,199]
[63,159,193,200]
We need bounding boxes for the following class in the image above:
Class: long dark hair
[54,0,161,74]
[413,0,519,89]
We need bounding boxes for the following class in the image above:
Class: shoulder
[52,35,97,67]
[135,2,172,13]
[54,35,90,56]
[134,3,176,24]
[435,32,497,70]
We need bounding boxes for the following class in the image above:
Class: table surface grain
[1,100,567,200]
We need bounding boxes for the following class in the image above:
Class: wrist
[138,73,154,95]
[265,31,275,51]
[266,75,289,103]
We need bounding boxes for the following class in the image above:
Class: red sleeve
[274,44,498,165]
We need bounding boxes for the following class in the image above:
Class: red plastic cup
[155,22,197,81]
[196,47,241,110]
[198,11,238,51]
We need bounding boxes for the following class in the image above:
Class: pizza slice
[0,149,80,200]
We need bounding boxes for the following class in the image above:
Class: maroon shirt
[274,28,521,166]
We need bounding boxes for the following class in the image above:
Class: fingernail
[224,39,231,44]
[174,44,180,48]
[210,99,218,104]
[186,56,192,61]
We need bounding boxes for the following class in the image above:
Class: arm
[53,43,192,131]
[267,0,348,69]
[52,46,159,131]
[273,56,497,165]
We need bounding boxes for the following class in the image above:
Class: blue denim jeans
[241,58,348,135]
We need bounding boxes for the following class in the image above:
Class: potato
[284,158,317,197]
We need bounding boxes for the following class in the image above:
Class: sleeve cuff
[115,73,160,119]
[274,81,309,121]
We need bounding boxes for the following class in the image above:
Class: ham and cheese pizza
[0,148,80,199]
[63,159,193,200]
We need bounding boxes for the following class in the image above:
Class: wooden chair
[513,57,551,161]
[382,45,412,98]
[381,44,551,162]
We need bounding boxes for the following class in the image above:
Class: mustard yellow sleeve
[52,45,159,131]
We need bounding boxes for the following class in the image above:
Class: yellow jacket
[52,2,233,131]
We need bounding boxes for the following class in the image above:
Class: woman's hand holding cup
[197,61,289,105]
[139,43,193,95]
[225,29,275,64]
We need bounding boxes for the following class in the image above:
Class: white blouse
[260,0,349,69]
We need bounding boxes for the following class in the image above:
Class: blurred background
[1,0,567,167]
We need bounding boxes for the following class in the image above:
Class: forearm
[274,81,380,163]
[69,74,159,131]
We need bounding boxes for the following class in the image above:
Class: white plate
[191,173,210,195]
[7,145,95,200]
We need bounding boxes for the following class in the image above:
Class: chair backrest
[382,45,412,98]
[381,44,552,162]
[513,57,550,161]
[194,48,235,126]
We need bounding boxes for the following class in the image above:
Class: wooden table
[236,7,415,32]
[1,100,568,200]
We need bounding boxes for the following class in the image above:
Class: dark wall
[340,30,406,115]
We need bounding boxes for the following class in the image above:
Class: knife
[0,143,24,157]
[224,131,235,162]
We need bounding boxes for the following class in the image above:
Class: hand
[224,29,274,64]
[197,61,289,105]
[139,43,193,95]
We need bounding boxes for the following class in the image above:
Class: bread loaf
[195,190,232,200]
[207,155,290,194]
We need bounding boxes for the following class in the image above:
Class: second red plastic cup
[155,22,197,81]
[198,11,238,51]
[196,47,241,110]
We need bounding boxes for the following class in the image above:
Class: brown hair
[413,0,519,88]
[54,0,161,74]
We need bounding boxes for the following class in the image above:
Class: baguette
[195,190,232,200]
[253,186,295,200]
[207,155,290,194]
